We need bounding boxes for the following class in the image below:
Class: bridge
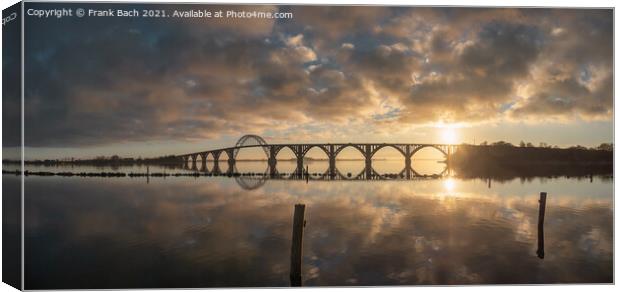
[177,134,458,180]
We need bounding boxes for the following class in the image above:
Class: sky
[8,3,613,159]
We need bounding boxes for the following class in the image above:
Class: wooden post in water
[537,192,547,259]
[290,204,306,287]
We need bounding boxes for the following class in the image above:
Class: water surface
[9,161,614,288]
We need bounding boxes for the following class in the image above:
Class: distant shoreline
[2,157,401,165]
[4,144,612,167]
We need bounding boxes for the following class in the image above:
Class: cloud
[21,5,612,148]
[291,6,390,41]
[507,10,613,121]
[398,21,544,123]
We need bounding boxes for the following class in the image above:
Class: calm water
[8,160,613,288]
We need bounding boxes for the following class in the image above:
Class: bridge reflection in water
[177,134,457,189]
[180,161,450,190]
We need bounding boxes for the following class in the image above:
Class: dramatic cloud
[21,4,612,147]
[508,10,613,121]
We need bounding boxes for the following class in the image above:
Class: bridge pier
[211,151,222,176]
[268,158,277,177]
[364,145,372,179]
[268,146,278,176]
[291,146,304,179]
[328,145,336,179]
[328,156,336,179]
[212,161,221,175]
[405,156,412,179]
[405,145,412,179]
[200,153,207,171]
[227,160,235,175]
[191,154,198,170]
[226,149,236,175]
[296,156,304,178]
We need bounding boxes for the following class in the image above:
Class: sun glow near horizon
[439,125,460,144]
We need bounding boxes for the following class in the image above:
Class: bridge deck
[181,143,456,157]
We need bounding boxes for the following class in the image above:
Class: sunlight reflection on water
[10,164,614,288]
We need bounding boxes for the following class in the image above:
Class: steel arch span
[234,134,269,159]
[410,144,449,158]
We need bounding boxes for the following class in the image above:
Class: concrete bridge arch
[178,135,456,179]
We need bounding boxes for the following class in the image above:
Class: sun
[440,127,459,144]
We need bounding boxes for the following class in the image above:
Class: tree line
[474,141,613,151]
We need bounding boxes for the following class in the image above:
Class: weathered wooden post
[290,204,306,287]
[537,192,547,259]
